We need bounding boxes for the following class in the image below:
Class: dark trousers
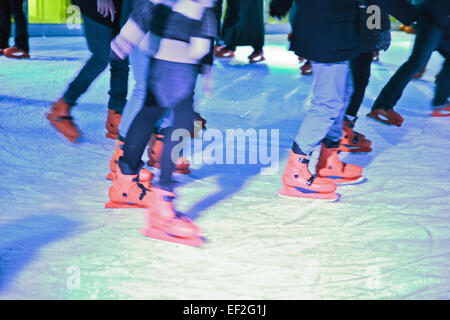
[346,51,373,118]
[373,20,450,110]
[121,59,199,191]
[0,0,29,52]
[63,15,129,113]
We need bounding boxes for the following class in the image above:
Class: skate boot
[46,98,81,143]
[105,109,121,140]
[316,144,363,185]
[107,140,153,188]
[301,60,312,75]
[279,151,338,200]
[214,45,223,55]
[431,104,450,117]
[340,120,372,153]
[248,50,265,64]
[367,108,404,127]
[3,47,30,59]
[141,188,204,247]
[147,134,191,174]
[215,47,234,58]
[105,161,153,208]
[372,51,379,62]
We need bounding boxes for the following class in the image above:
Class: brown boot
[147,134,191,174]
[316,144,363,184]
[106,109,121,140]
[46,98,81,143]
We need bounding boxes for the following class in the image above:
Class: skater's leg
[0,0,11,50]
[108,54,129,114]
[316,70,363,183]
[9,0,29,53]
[325,67,354,143]
[158,97,195,190]
[346,52,373,119]
[294,61,352,155]
[118,47,151,139]
[372,21,444,111]
[63,15,113,106]
[121,101,166,174]
[142,66,203,245]
[432,50,450,107]
[149,61,199,189]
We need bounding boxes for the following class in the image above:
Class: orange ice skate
[105,109,121,140]
[340,120,372,153]
[106,140,153,188]
[316,144,363,185]
[278,151,338,200]
[147,134,191,174]
[105,161,153,209]
[46,98,81,143]
[141,188,204,247]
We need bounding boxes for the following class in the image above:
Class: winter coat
[417,0,450,52]
[370,0,419,26]
[71,0,123,29]
[358,0,392,53]
[270,0,360,63]
[111,0,217,67]
[416,0,450,33]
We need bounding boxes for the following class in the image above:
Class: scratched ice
[0,33,449,299]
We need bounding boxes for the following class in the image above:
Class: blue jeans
[63,15,129,113]
[118,45,174,138]
[295,61,353,155]
[0,0,29,52]
[373,20,450,109]
[121,59,199,190]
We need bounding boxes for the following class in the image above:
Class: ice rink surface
[0,32,449,299]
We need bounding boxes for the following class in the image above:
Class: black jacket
[370,0,419,26]
[270,0,360,63]
[358,0,391,53]
[71,0,123,29]
[417,0,450,33]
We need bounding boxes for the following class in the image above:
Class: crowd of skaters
[1,0,448,246]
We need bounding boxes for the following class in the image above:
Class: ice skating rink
[0,32,449,299]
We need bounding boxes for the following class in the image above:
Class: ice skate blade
[106,132,119,140]
[340,146,372,153]
[141,227,204,247]
[330,176,366,186]
[431,106,450,117]
[278,186,340,201]
[106,172,115,181]
[367,112,402,127]
[147,161,191,175]
[249,56,265,64]
[105,201,146,209]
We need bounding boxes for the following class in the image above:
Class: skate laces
[300,157,309,164]
[163,195,175,202]
[55,115,74,121]
[133,176,149,200]
[306,174,316,186]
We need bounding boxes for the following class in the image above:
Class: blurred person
[46,0,129,142]
[0,0,30,58]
